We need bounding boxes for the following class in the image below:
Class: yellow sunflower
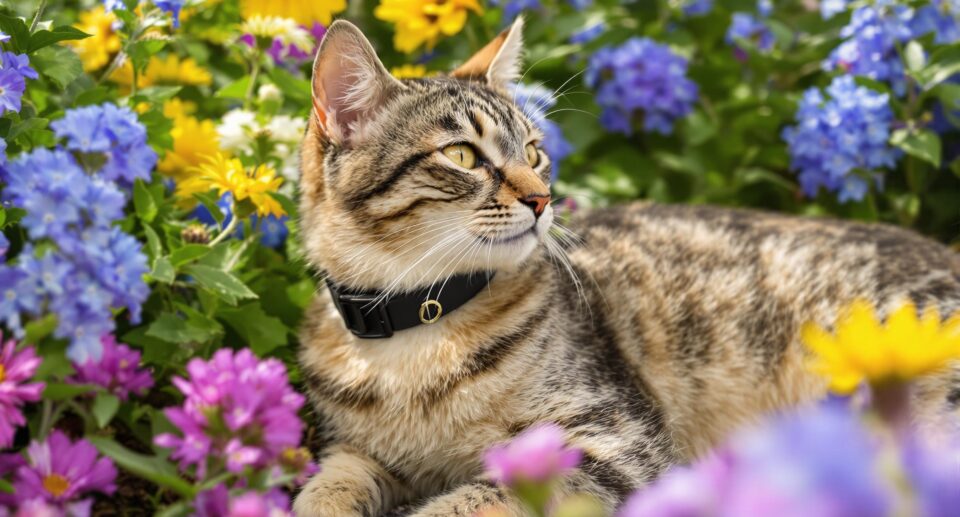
[111,55,213,89]
[177,153,286,218]
[803,299,960,394]
[158,100,221,182]
[375,0,483,53]
[242,0,346,26]
[390,64,436,79]
[65,6,121,72]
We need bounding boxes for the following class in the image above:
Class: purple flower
[823,5,914,96]
[68,335,153,400]
[484,423,582,485]
[11,430,117,508]
[0,32,8,43]
[1,52,38,80]
[570,23,605,45]
[782,75,899,203]
[682,0,713,17]
[512,83,573,181]
[902,441,960,517]
[51,103,157,186]
[194,484,292,517]
[155,348,306,478]
[910,0,960,44]
[0,333,43,448]
[0,68,25,114]
[155,0,185,28]
[585,37,698,135]
[726,13,774,60]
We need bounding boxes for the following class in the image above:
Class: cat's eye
[442,144,478,169]
[525,143,540,167]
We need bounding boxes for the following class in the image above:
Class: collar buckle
[327,281,395,338]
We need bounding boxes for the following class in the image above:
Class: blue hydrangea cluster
[823,4,914,96]
[910,0,960,44]
[512,83,573,182]
[0,49,37,116]
[585,38,698,135]
[782,76,900,203]
[682,0,713,17]
[0,106,152,362]
[51,103,158,187]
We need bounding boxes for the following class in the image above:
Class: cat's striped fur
[294,19,960,516]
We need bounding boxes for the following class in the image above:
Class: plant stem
[244,50,262,110]
[29,0,47,32]
[209,206,241,246]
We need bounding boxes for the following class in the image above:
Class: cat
[293,17,960,517]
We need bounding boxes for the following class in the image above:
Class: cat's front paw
[293,476,375,517]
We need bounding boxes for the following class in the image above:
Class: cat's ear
[311,20,405,145]
[450,16,524,89]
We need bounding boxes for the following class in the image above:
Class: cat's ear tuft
[311,21,405,145]
[451,16,524,89]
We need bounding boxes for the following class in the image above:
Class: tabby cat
[293,18,960,516]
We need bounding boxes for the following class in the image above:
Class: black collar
[325,272,494,338]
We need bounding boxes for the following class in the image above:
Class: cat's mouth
[477,225,538,245]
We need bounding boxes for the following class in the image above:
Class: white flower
[266,115,306,144]
[217,109,259,153]
[240,15,312,51]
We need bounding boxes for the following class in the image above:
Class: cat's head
[300,18,556,291]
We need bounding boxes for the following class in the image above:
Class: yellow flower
[158,100,221,182]
[240,15,313,50]
[111,55,213,89]
[390,64,436,79]
[375,0,483,53]
[242,0,346,26]
[177,153,286,218]
[65,6,121,71]
[803,299,960,394]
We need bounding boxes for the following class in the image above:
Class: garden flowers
[242,0,346,26]
[69,335,153,401]
[66,6,120,71]
[803,300,960,394]
[374,0,483,53]
[484,424,583,485]
[176,153,286,218]
[0,333,43,449]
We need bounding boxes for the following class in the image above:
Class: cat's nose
[519,194,551,218]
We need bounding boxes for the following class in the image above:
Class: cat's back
[561,202,960,456]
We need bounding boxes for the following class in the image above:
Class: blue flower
[757,0,773,18]
[570,23,605,45]
[0,68,25,114]
[682,0,713,17]
[910,0,960,44]
[585,38,698,135]
[0,232,7,258]
[0,31,9,43]
[191,193,290,248]
[823,5,914,96]
[726,13,774,59]
[782,75,900,203]
[821,0,849,20]
[2,149,87,241]
[0,137,6,165]
[512,83,574,181]
[489,0,541,19]
[1,52,38,80]
[51,103,158,186]
[155,0,186,28]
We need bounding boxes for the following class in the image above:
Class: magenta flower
[484,423,583,485]
[1,497,87,517]
[0,332,44,448]
[68,335,153,401]
[11,430,117,509]
[194,484,291,517]
[155,348,305,478]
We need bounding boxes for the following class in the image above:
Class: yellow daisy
[240,15,313,50]
[803,299,960,394]
[390,64,436,79]
[158,100,221,182]
[375,0,483,53]
[65,6,121,72]
[177,153,286,218]
[242,0,347,26]
[111,55,213,89]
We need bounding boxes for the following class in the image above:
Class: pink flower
[0,332,44,448]
[484,423,583,485]
[194,484,291,517]
[68,335,153,401]
[10,431,116,508]
[155,348,306,478]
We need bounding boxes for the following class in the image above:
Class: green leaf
[0,14,30,54]
[142,224,163,263]
[146,312,220,344]
[216,76,251,100]
[149,256,176,284]
[23,314,57,344]
[269,192,298,219]
[43,382,96,400]
[904,40,926,72]
[184,264,258,305]
[34,340,74,380]
[170,244,212,268]
[30,46,85,89]
[92,393,121,428]
[128,39,167,73]
[890,128,942,168]
[267,67,311,103]
[74,86,113,107]
[29,25,90,53]
[0,478,13,494]
[88,436,195,498]
[218,303,289,355]
[133,179,158,223]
